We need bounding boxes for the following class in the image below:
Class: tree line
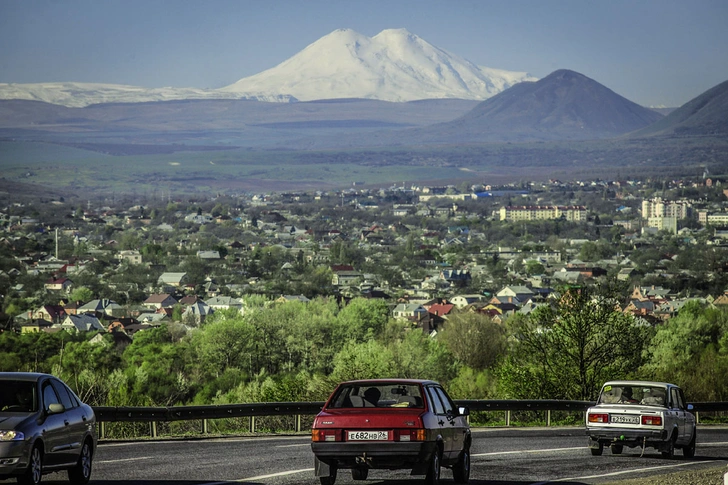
[1,287,727,410]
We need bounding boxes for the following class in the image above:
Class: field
[2,134,728,196]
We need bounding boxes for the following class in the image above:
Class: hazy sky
[2,0,727,107]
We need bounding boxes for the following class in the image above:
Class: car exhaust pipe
[355,453,373,467]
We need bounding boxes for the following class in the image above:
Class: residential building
[499,206,587,222]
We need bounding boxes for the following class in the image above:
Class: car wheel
[682,429,696,459]
[661,433,676,459]
[18,446,42,485]
[319,465,337,485]
[68,440,93,484]
[452,446,470,483]
[610,444,623,455]
[351,468,368,480]
[424,448,441,485]
[590,442,603,456]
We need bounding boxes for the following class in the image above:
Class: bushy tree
[502,286,650,400]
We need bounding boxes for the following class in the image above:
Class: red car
[311,379,471,484]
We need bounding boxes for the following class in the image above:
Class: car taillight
[641,415,662,426]
[312,429,339,442]
[588,413,609,423]
[396,429,426,441]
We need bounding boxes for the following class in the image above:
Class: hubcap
[31,449,41,483]
[81,444,92,477]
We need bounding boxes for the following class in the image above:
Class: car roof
[339,379,440,386]
[601,380,675,388]
[0,372,52,382]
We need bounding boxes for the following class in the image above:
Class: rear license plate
[611,414,639,424]
[347,431,389,441]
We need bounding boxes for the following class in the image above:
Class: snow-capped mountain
[0,82,296,108]
[221,28,536,102]
[0,28,535,107]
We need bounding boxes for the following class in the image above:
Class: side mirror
[458,406,469,417]
[47,403,65,415]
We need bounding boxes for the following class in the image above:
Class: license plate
[611,414,639,424]
[347,431,389,441]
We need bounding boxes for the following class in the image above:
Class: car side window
[51,379,75,409]
[427,387,445,415]
[434,387,454,415]
[674,388,685,410]
[42,383,61,412]
[670,388,680,409]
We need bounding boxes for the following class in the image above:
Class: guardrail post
[150,421,158,438]
[249,416,255,433]
[202,419,208,434]
[546,410,551,427]
[695,412,699,424]
[506,410,511,426]
[99,422,106,439]
[295,414,301,432]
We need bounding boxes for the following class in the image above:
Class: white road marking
[473,446,584,457]
[276,443,311,448]
[202,468,314,485]
[96,456,153,464]
[531,460,720,483]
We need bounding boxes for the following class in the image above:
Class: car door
[425,386,449,456]
[51,378,87,461]
[38,380,71,467]
[669,387,687,444]
[675,387,694,445]
[433,386,463,461]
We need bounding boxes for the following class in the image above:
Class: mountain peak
[220,29,536,102]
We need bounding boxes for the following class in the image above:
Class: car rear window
[329,383,424,408]
[598,384,667,406]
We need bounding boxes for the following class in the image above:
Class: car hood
[0,414,36,430]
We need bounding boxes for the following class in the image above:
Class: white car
[586,380,696,458]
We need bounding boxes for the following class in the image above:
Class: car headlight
[0,430,25,441]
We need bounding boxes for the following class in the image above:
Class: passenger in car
[363,387,381,407]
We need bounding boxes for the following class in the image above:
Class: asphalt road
[6,427,727,485]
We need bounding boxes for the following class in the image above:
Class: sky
[1,0,727,108]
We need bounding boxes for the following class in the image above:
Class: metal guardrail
[93,400,728,438]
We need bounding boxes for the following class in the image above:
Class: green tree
[503,286,650,400]
[69,286,94,303]
[438,313,507,370]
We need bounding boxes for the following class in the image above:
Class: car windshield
[329,383,424,409]
[0,381,37,413]
[598,384,667,406]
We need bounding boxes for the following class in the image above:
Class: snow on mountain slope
[0,28,535,107]
[221,28,536,102]
[0,82,295,108]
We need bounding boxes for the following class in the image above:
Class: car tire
[424,447,441,485]
[661,433,676,459]
[590,442,603,456]
[351,468,368,481]
[610,444,623,455]
[452,446,470,483]
[319,465,337,485]
[682,429,696,459]
[18,445,42,485]
[68,440,93,484]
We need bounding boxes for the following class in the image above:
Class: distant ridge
[375,69,666,144]
[630,78,728,137]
